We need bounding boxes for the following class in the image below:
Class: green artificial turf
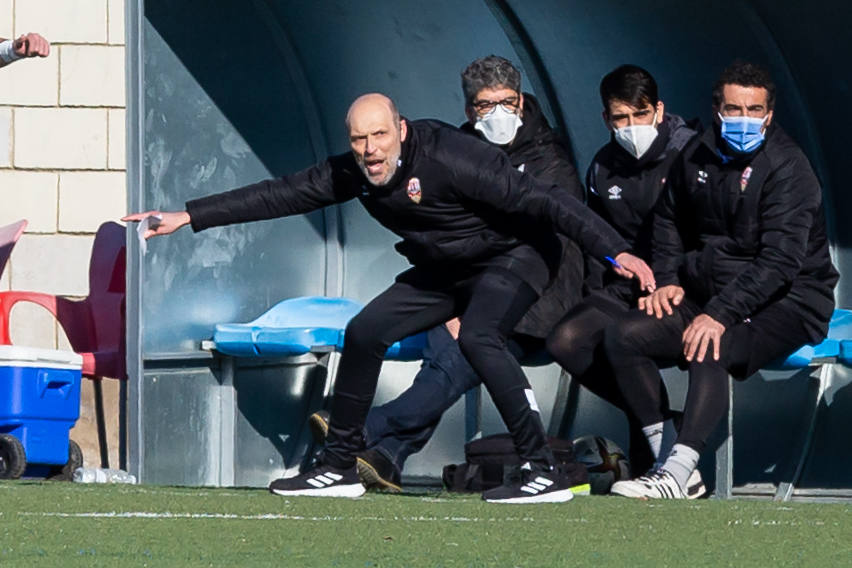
[1,481,850,567]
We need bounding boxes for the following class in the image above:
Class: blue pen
[605,255,622,269]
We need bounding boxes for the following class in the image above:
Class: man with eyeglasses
[604,61,837,499]
[545,64,700,486]
[308,55,591,496]
[126,92,654,503]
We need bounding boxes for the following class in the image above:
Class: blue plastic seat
[213,297,363,357]
[716,308,852,501]
[769,309,852,369]
[213,296,427,359]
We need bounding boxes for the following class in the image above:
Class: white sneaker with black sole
[268,463,365,498]
[482,466,574,504]
[684,468,707,499]
[610,468,686,499]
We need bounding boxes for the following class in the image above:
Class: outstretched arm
[0,33,50,68]
[122,211,191,239]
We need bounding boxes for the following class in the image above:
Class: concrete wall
[0,0,126,468]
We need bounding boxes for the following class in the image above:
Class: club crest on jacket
[407,177,422,204]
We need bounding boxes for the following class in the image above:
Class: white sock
[662,444,700,489]
[641,422,664,460]
[654,419,678,468]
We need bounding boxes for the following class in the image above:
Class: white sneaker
[684,468,706,499]
[610,469,686,499]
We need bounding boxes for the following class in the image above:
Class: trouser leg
[604,303,697,428]
[322,280,454,468]
[456,269,554,468]
[365,324,480,469]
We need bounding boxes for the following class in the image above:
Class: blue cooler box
[0,346,83,465]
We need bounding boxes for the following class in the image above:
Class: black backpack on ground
[442,433,576,492]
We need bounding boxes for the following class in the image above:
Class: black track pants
[323,267,555,470]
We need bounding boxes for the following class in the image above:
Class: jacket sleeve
[186,154,356,232]
[452,142,629,262]
[651,159,687,288]
[703,156,821,327]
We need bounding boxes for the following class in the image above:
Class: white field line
[19,511,589,523]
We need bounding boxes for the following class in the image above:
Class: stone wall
[0,0,126,469]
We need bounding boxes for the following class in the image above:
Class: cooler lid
[0,345,83,368]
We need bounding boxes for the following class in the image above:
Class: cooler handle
[38,370,75,399]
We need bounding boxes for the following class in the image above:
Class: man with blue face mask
[605,61,838,499]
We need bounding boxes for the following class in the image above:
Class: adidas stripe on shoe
[610,468,686,499]
[483,467,575,504]
[685,467,707,499]
[268,463,365,498]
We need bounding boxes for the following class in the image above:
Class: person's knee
[344,311,387,352]
[603,318,641,358]
[456,325,501,363]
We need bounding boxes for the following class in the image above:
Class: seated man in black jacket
[126,92,653,503]
[309,55,589,494]
[546,64,700,488]
[608,61,838,499]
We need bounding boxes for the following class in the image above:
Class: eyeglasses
[471,96,520,114]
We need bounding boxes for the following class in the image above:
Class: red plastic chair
[0,221,126,468]
[0,220,28,278]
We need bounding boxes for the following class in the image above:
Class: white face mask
[613,111,658,159]
[474,104,523,145]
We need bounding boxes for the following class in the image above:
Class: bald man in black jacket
[126,93,653,503]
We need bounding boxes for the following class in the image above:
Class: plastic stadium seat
[0,220,27,280]
[213,296,427,360]
[0,221,126,469]
[716,308,852,501]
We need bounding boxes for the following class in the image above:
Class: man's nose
[364,136,376,154]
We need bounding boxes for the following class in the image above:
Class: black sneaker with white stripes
[268,463,365,498]
[610,468,686,499]
[482,465,575,504]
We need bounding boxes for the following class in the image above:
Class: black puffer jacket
[585,114,697,303]
[654,122,838,341]
[187,118,629,294]
[461,93,584,337]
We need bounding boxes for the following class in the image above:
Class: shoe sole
[356,457,402,493]
[308,413,329,446]
[484,488,574,504]
[270,483,365,498]
[610,481,686,500]
[569,483,591,496]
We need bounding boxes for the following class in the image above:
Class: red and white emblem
[406,177,422,204]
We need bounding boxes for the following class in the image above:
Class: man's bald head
[345,93,400,132]
[346,93,407,186]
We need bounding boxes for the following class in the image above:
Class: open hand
[122,210,191,239]
[638,285,685,319]
[682,314,726,363]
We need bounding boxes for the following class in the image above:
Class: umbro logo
[607,185,623,200]
[697,171,708,184]
[520,476,555,495]
[306,472,343,488]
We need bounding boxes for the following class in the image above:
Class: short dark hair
[712,61,776,110]
[461,55,521,104]
[599,64,659,113]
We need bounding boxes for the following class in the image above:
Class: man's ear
[465,106,477,125]
[602,110,613,132]
[764,109,774,129]
[656,100,665,125]
[400,118,408,142]
[518,93,524,118]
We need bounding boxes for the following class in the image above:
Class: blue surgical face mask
[718,112,768,154]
